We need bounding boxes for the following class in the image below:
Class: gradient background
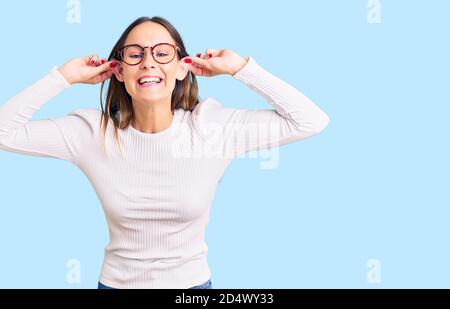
[0,0,449,288]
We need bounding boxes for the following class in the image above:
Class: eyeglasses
[117,43,181,66]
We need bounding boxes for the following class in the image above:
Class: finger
[190,57,211,70]
[88,54,100,66]
[94,57,104,67]
[182,57,208,76]
[97,58,107,66]
[98,68,114,83]
[89,56,99,66]
[86,65,114,84]
[190,64,210,77]
[85,54,95,65]
[196,53,209,60]
[189,64,204,76]
[205,48,217,58]
[196,52,211,59]
[93,60,115,75]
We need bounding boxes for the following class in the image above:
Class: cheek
[165,71,178,89]
[124,80,136,97]
[165,77,175,87]
[122,71,137,95]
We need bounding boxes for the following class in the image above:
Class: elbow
[0,129,8,145]
[311,111,330,134]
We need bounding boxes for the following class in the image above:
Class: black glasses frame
[117,43,182,66]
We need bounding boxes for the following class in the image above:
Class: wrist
[229,56,249,76]
[57,66,76,85]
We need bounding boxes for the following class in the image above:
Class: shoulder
[67,108,102,128]
[191,97,232,124]
[189,97,241,142]
[191,96,251,128]
[192,97,222,118]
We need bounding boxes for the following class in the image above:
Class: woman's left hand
[184,49,248,77]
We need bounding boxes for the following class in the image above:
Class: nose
[140,47,157,69]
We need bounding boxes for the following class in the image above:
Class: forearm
[232,57,330,133]
[0,67,71,139]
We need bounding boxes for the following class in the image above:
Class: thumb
[190,56,211,69]
[92,60,114,74]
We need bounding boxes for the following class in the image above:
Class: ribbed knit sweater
[0,56,329,288]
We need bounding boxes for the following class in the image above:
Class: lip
[137,81,164,88]
[137,75,163,83]
[136,75,164,89]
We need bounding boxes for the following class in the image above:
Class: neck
[131,101,174,134]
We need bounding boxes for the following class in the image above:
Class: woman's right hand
[57,54,116,85]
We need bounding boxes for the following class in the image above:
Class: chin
[136,93,167,104]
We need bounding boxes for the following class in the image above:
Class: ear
[111,62,125,82]
[176,58,191,81]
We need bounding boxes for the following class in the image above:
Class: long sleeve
[192,56,330,158]
[0,67,93,164]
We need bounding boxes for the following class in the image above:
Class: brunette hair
[99,16,199,157]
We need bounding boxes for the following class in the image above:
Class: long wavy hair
[99,16,199,157]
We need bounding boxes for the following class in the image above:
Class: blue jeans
[190,279,212,289]
[97,279,212,289]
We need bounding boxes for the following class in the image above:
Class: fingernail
[208,53,213,58]
[184,58,192,64]
[101,59,106,64]
[90,60,95,65]
[196,53,201,58]
[110,62,116,68]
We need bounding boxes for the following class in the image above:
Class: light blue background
[0,0,449,288]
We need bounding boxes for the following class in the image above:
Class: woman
[0,16,329,289]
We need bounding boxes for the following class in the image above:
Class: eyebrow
[128,42,174,47]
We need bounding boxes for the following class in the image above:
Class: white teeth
[139,77,162,85]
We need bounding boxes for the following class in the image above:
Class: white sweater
[0,56,329,288]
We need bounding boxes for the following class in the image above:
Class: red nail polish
[184,58,192,64]
[208,53,213,58]
[90,60,95,65]
[196,53,201,58]
[101,59,106,64]
[110,62,116,68]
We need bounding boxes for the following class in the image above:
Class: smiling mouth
[138,77,163,85]
[138,81,162,85]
